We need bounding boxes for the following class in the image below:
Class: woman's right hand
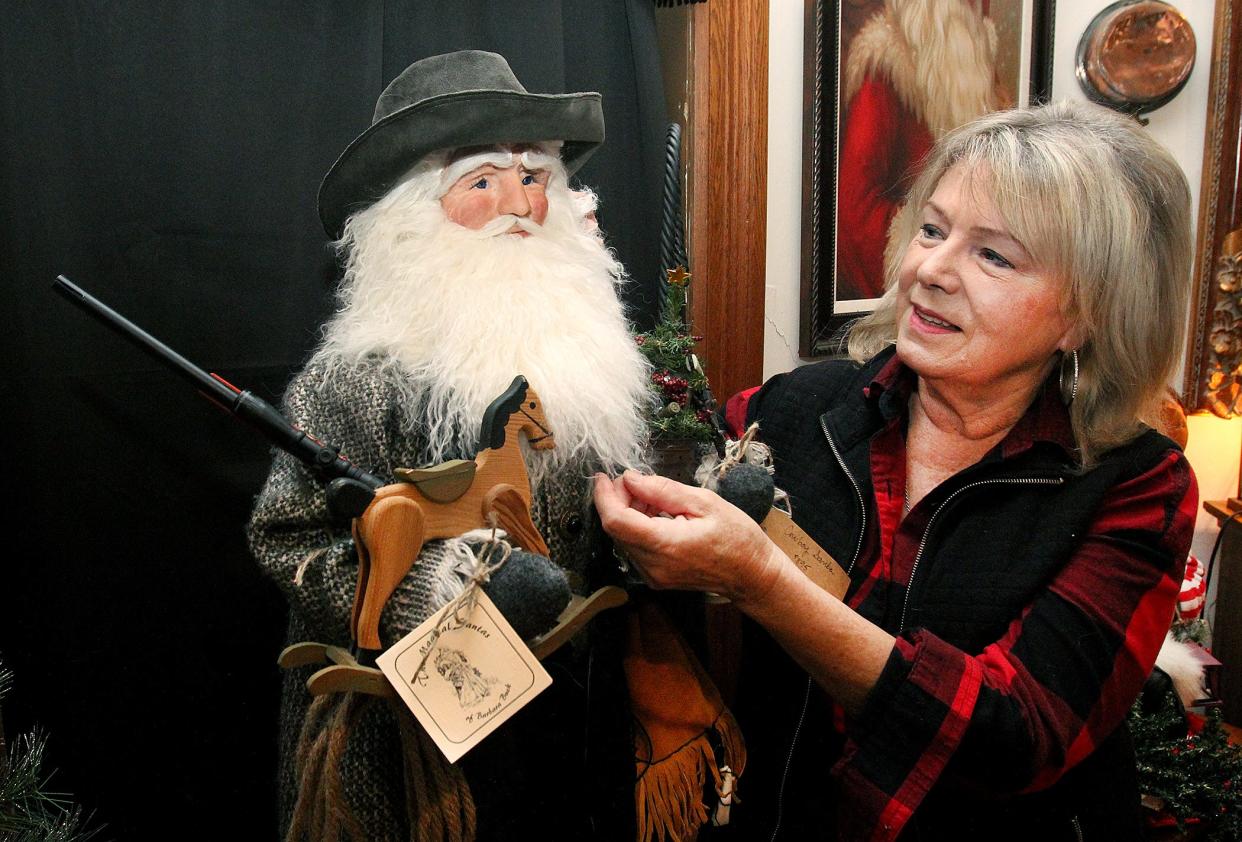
[593,470,784,608]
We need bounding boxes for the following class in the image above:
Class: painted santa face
[439,146,550,235]
[894,163,1078,397]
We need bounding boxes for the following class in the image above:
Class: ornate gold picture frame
[1184,0,1242,415]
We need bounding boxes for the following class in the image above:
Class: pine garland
[0,662,98,841]
[635,267,716,443]
[1172,617,1211,647]
[1130,691,1242,840]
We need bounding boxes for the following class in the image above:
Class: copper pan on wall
[1076,0,1196,119]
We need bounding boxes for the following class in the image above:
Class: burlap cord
[693,422,788,513]
[408,529,512,684]
[286,690,478,842]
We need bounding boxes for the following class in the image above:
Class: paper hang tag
[760,508,850,599]
[376,590,552,764]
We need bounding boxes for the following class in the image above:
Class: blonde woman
[596,101,1196,840]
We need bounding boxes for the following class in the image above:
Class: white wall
[765,0,810,380]
[1053,3,1215,231]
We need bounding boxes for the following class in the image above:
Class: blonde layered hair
[848,100,1192,466]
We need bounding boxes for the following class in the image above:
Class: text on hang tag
[760,508,850,599]
[376,590,552,763]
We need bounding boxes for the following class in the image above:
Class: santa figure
[836,0,1005,300]
[248,51,657,840]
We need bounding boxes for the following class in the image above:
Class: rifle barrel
[53,275,239,405]
[52,275,382,491]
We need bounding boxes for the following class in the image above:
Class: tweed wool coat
[248,351,635,841]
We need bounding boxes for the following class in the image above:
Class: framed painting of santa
[799,0,1055,356]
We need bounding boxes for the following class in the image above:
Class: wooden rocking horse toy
[280,375,628,697]
[349,375,555,652]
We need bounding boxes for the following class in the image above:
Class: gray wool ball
[717,463,776,523]
[482,550,571,641]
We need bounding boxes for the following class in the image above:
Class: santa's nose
[497,171,533,217]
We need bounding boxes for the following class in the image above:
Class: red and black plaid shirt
[724,355,1197,840]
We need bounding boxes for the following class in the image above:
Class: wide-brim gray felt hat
[317,50,604,237]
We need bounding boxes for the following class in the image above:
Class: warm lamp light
[1199,227,1242,508]
[1185,412,1242,512]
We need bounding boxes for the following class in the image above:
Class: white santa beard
[898,0,998,133]
[321,192,651,482]
[844,0,999,137]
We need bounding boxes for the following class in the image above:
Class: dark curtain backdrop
[0,3,666,838]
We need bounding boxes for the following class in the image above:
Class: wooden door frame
[687,0,769,404]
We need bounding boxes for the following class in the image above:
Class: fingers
[592,472,633,516]
[594,472,699,551]
[593,471,779,597]
[592,473,659,543]
[619,470,709,518]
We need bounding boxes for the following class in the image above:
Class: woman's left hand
[593,470,783,607]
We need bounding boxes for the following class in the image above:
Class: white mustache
[473,214,542,238]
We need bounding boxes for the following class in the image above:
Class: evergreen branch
[0,665,101,842]
[1130,694,1242,840]
[634,266,718,444]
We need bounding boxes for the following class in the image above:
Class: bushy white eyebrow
[438,145,560,195]
[518,148,559,172]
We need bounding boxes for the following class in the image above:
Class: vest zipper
[1071,814,1083,841]
[899,476,1065,633]
[769,420,868,840]
[820,417,867,576]
[769,676,813,842]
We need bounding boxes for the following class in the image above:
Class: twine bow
[714,422,761,479]
[410,524,513,682]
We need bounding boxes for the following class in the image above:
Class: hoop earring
[1059,349,1079,406]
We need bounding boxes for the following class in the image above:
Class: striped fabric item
[1177,554,1206,620]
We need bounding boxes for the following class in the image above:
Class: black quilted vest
[724,348,1176,841]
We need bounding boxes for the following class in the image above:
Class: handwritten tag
[761,508,850,599]
[376,591,551,763]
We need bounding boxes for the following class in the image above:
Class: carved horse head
[479,375,554,452]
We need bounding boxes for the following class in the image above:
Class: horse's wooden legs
[483,484,550,557]
[352,496,426,650]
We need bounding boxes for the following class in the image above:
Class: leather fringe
[635,710,747,842]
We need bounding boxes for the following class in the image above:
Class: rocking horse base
[279,585,630,696]
[277,643,396,698]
